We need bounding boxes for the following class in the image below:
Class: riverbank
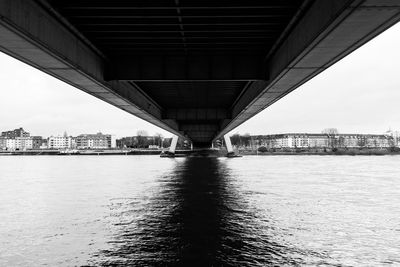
[0,149,166,156]
[1,148,399,156]
[0,149,227,157]
[240,147,400,156]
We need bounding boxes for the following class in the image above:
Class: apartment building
[1,127,30,138]
[48,136,73,149]
[76,133,116,149]
[251,133,393,149]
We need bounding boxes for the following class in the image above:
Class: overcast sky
[1,23,400,138]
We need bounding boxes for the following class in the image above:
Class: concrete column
[224,134,233,154]
[169,135,178,154]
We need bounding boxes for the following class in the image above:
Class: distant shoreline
[0,149,164,156]
[1,147,399,156]
[241,148,400,156]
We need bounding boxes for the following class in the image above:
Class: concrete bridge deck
[0,0,399,147]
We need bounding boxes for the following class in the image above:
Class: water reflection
[1,156,399,266]
[91,158,306,266]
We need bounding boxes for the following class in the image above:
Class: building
[15,137,33,150]
[76,133,116,149]
[5,139,16,150]
[31,136,44,149]
[40,139,48,149]
[249,133,394,150]
[1,137,33,150]
[48,135,73,149]
[250,134,324,149]
[308,134,330,148]
[0,137,6,150]
[1,127,30,138]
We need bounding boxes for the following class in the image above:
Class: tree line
[116,130,190,149]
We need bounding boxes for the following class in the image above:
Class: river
[0,155,399,266]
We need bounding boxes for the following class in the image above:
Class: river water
[0,155,399,266]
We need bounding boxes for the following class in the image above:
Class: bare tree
[155,133,163,147]
[388,136,395,149]
[322,128,339,148]
[242,133,251,148]
[322,128,339,135]
[136,130,149,148]
[136,130,148,136]
[230,133,241,147]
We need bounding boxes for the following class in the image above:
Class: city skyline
[1,23,400,138]
[2,126,398,152]
[1,126,397,140]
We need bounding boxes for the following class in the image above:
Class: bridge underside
[0,0,399,147]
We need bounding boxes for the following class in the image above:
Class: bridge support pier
[165,135,178,157]
[224,134,235,157]
[160,135,179,157]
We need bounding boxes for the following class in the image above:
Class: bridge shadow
[91,158,306,266]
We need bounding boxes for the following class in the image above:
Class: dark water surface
[0,156,399,266]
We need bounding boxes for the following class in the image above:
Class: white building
[6,139,16,150]
[111,135,116,148]
[76,133,116,149]
[15,137,33,150]
[251,133,392,150]
[48,136,72,149]
[2,137,33,150]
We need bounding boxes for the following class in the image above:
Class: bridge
[0,0,399,151]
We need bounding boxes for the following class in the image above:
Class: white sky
[0,22,400,138]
